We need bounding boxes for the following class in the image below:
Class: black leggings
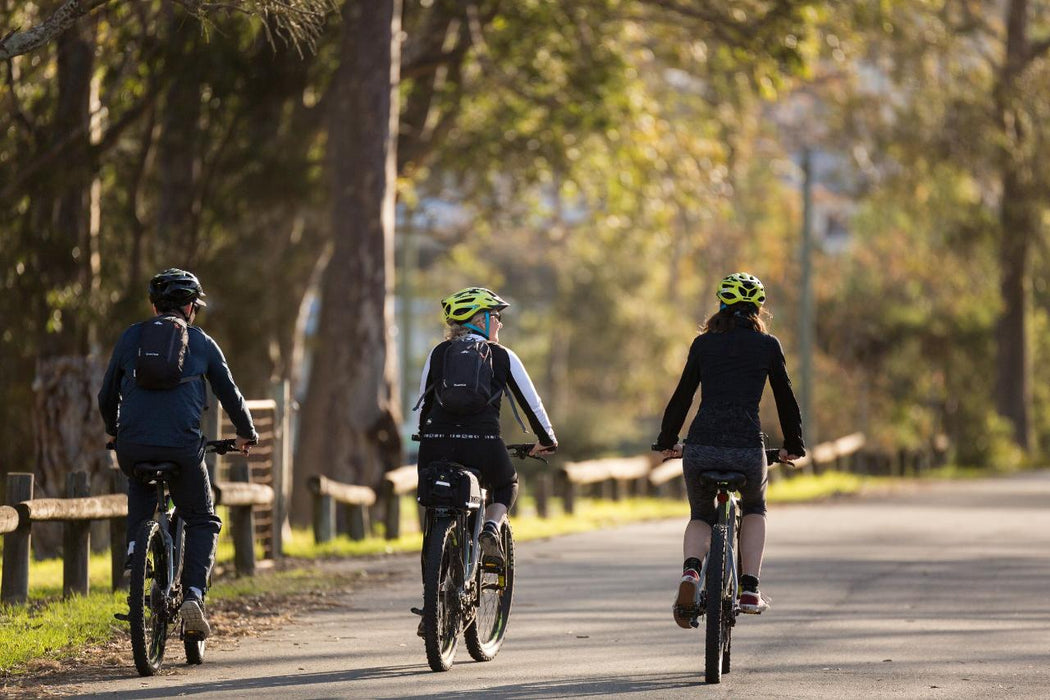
[416,436,518,509]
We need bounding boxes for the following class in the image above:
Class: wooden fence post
[533,472,551,518]
[348,502,368,541]
[229,463,256,577]
[1,473,33,604]
[110,469,128,591]
[382,481,401,540]
[313,491,335,544]
[63,471,91,598]
[561,472,576,516]
[271,379,293,558]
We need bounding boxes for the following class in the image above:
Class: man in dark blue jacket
[98,268,257,638]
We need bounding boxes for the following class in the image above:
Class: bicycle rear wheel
[129,520,169,676]
[704,523,727,684]
[423,516,461,671]
[465,522,515,661]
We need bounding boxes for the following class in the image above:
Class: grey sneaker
[479,522,504,568]
[180,594,211,639]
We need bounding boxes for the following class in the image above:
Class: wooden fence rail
[0,469,273,605]
[307,475,376,543]
[559,456,650,514]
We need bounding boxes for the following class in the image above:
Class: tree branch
[0,0,112,61]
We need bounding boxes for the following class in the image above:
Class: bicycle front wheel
[465,522,515,661]
[129,520,169,676]
[704,523,728,684]
[422,516,461,671]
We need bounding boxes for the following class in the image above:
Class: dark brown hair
[701,303,768,334]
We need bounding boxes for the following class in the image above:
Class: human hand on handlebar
[530,443,557,457]
[779,447,801,463]
[236,437,256,455]
[661,443,684,460]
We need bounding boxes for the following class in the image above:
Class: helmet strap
[461,318,488,338]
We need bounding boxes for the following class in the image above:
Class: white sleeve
[504,346,557,444]
[416,348,434,407]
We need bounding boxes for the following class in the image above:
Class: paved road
[62,471,1050,698]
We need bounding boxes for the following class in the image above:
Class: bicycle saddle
[132,461,180,482]
[699,471,748,490]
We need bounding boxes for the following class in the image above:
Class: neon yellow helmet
[716,272,766,307]
[441,287,509,324]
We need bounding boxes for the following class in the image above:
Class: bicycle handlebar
[106,438,255,456]
[506,443,556,464]
[651,443,795,468]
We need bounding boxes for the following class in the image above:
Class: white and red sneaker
[738,589,770,614]
[673,570,701,629]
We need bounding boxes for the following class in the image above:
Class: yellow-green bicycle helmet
[441,287,509,324]
[716,272,766,307]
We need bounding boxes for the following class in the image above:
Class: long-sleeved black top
[416,334,557,446]
[98,321,257,448]
[655,326,805,456]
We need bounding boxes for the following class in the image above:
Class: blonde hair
[444,311,488,340]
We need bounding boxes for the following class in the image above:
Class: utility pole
[799,147,815,447]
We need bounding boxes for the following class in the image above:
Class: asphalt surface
[59,470,1050,698]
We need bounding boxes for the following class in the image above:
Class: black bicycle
[413,443,549,672]
[656,445,791,684]
[112,438,242,676]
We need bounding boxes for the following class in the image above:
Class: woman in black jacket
[653,273,805,625]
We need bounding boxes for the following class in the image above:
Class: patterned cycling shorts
[682,444,767,525]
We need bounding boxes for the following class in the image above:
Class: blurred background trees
[2,0,1048,522]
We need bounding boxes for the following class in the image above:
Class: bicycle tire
[172,518,206,665]
[129,520,169,676]
[705,523,727,684]
[465,522,515,661]
[423,516,460,671]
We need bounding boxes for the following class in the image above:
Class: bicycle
[111,438,243,676]
[413,442,550,672]
[656,445,791,684]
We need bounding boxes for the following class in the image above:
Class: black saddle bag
[417,462,482,510]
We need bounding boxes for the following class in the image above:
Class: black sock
[740,574,759,592]
[683,557,702,576]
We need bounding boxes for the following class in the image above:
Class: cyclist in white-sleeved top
[415,287,557,569]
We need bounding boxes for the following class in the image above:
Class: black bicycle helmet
[148,268,207,308]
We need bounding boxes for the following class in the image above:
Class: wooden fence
[299,432,948,547]
[0,468,273,605]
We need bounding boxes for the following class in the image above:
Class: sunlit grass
[0,591,126,673]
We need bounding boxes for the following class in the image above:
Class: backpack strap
[496,388,529,433]
[412,382,435,411]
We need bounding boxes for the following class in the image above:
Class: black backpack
[435,337,499,414]
[134,314,196,390]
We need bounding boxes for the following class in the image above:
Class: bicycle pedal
[113,612,129,622]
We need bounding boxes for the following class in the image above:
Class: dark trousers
[115,440,222,593]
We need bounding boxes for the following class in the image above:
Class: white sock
[189,587,204,601]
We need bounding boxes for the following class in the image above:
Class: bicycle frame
[423,484,488,606]
[701,486,740,604]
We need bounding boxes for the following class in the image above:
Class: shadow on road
[66,667,705,698]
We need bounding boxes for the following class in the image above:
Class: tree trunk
[293,0,403,522]
[27,19,99,557]
[155,8,203,262]
[993,0,1034,452]
[994,173,1033,451]
[32,357,114,556]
